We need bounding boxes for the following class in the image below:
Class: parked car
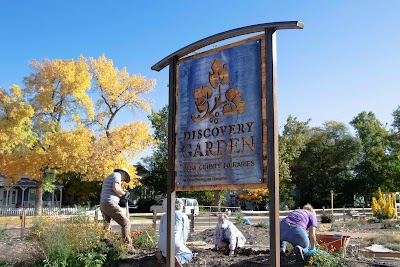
[118,198,138,213]
[150,198,199,216]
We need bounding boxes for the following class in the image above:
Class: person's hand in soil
[211,246,219,251]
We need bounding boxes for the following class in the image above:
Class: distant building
[0,176,63,208]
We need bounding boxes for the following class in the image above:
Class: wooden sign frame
[152,21,303,267]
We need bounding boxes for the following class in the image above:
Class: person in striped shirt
[100,168,132,247]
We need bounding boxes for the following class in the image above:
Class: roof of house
[0,176,63,188]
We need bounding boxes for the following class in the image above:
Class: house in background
[0,176,63,208]
[225,190,259,211]
[129,164,151,204]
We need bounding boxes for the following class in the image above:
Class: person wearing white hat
[100,168,132,247]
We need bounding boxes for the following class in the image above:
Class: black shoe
[294,245,304,262]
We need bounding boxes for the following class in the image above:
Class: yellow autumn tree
[86,55,157,187]
[238,188,269,204]
[0,57,95,215]
[0,86,35,155]
[0,55,156,215]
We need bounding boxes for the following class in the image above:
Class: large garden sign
[152,21,303,267]
[176,36,264,191]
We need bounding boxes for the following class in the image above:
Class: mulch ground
[1,220,400,266]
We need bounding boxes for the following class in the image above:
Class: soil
[0,222,399,267]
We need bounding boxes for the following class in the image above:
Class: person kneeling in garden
[212,214,246,256]
[280,203,318,262]
[156,198,193,266]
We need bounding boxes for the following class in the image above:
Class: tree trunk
[34,180,43,216]
[214,190,221,212]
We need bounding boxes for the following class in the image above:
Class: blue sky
[1,1,399,161]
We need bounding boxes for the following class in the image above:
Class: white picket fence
[0,207,80,216]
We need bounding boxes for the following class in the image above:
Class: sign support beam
[265,28,280,267]
[167,57,178,267]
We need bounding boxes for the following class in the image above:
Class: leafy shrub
[321,214,333,223]
[371,188,398,220]
[235,212,245,224]
[256,221,270,229]
[31,216,110,267]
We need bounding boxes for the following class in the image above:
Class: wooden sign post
[152,21,303,267]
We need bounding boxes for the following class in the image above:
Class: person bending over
[280,203,318,262]
[213,214,246,256]
[100,168,132,248]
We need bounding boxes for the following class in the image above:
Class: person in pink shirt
[280,204,318,262]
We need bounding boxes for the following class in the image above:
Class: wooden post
[153,210,157,230]
[343,206,346,222]
[20,210,26,237]
[190,209,195,233]
[125,199,129,219]
[95,210,99,223]
[331,190,334,217]
[265,28,280,267]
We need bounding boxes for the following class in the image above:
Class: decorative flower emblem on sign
[191,59,246,123]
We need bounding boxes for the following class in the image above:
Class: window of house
[28,189,36,203]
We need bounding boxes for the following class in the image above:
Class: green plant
[30,216,114,267]
[381,220,400,230]
[327,224,340,232]
[344,219,366,229]
[306,251,345,266]
[131,228,157,248]
[321,214,333,223]
[77,251,107,267]
[0,225,8,239]
[235,212,245,224]
[256,221,270,229]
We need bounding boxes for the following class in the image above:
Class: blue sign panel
[177,39,262,187]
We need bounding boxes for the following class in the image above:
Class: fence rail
[0,207,80,217]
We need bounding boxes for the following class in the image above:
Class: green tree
[58,172,102,206]
[142,106,169,197]
[383,106,400,191]
[143,106,223,206]
[350,111,393,199]
[279,115,310,207]
[292,121,361,207]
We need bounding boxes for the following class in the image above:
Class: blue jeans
[280,221,310,254]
